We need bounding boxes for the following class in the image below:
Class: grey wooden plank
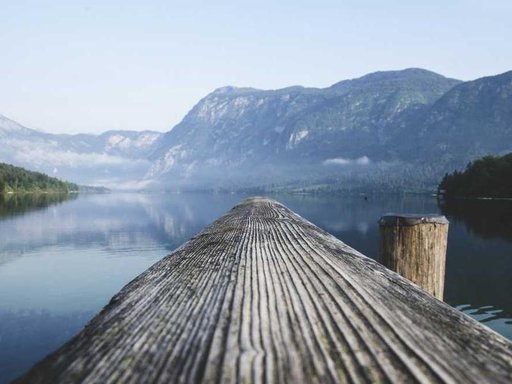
[15,197,512,383]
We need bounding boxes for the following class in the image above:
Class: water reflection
[274,194,512,341]
[0,193,239,382]
[277,193,439,260]
[0,193,511,383]
[0,193,76,219]
[438,197,512,339]
[439,198,512,242]
[0,309,94,383]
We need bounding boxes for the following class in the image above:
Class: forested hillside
[0,162,78,194]
[148,69,512,192]
[439,154,512,198]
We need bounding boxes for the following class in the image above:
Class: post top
[379,213,449,226]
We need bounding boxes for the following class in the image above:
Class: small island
[0,162,78,194]
[439,153,512,198]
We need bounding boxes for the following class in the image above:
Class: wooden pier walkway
[16,197,512,383]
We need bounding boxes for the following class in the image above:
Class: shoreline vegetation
[0,162,78,195]
[4,152,512,199]
[439,153,512,199]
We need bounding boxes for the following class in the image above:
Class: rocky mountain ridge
[1,68,511,192]
[148,68,466,190]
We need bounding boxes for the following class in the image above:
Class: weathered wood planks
[16,197,512,383]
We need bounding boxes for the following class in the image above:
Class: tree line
[439,153,512,198]
[0,162,78,194]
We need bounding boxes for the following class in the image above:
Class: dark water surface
[0,193,511,382]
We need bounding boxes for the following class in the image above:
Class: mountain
[411,71,512,168]
[2,68,510,192]
[0,115,162,188]
[148,68,463,190]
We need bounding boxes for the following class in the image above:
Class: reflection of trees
[438,198,512,242]
[0,193,77,219]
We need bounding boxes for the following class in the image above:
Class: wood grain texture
[16,197,512,383]
[379,215,448,299]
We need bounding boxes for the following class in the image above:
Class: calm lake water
[0,192,511,383]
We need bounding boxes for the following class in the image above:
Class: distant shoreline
[2,190,77,195]
[438,194,512,201]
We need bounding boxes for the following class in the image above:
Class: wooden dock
[16,197,512,383]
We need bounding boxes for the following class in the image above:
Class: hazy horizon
[2,0,511,134]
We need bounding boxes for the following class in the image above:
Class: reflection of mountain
[0,193,243,267]
[0,193,77,219]
[0,192,510,384]
[0,194,163,265]
[438,198,512,242]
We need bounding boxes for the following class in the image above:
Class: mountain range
[1,68,511,192]
[0,114,161,189]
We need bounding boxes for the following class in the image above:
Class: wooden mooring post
[15,198,512,383]
[379,214,449,300]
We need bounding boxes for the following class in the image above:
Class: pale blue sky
[1,0,511,134]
